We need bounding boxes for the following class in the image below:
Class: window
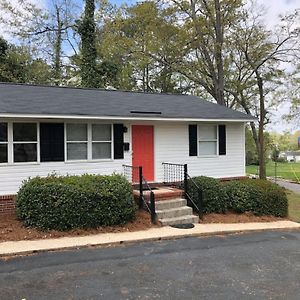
[66,123,112,161]
[66,124,88,160]
[0,123,8,163]
[198,124,218,155]
[13,123,37,162]
[92,124,112,159]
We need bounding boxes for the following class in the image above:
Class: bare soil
[0,211,158,243]
[199,211,287,224]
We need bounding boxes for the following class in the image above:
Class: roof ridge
[0,82,192,97]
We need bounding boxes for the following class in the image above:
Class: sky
[0,0,299,133]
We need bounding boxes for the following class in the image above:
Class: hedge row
[187,176,288,217]
[16,174,136,231]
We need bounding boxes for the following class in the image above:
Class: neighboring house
[0,83,255,198]
[279,151,300,162]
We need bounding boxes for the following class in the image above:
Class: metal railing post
[150,191,156,224]
[184,164,188,200]
[139,166,143,209]
[198,188,203,219]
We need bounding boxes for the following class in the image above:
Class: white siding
[0,121,131,195]
[0,120,246,195]
[154,122,245,182]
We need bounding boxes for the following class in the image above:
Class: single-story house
[279,151,300,163]
[0,83,255,206]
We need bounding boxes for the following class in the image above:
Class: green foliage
[16,174,136,231]
[188,176,228,213]
[77,0,98,88]
[189,176,288,217]
[224,179,288,217]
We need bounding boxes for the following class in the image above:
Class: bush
[187,176,228,213]
[16,174,136,231]
[242,179,288,217]
[223,181,261,213]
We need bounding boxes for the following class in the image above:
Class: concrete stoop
[156,198,199,226]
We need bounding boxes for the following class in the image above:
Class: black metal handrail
[185,173,203,218]
[162,162,185,185]
[123,164,140,183]
[162,162,203,218]
[123,165,156,224]
[141,174,157,224]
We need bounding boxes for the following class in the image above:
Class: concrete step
[155,198,187,210]
[160,215,199,226]
[156,206,193,219]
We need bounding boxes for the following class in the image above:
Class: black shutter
[189,125,198,156]
[113,124,124,159]
[218,125,226,155]
[40,123,64,162]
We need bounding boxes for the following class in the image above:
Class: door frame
[131,124,155,182]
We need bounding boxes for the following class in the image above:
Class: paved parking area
[1,230,300,299]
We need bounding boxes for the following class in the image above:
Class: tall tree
[0,0,79,84]
[77,0,98,88]
[228,6,300,179]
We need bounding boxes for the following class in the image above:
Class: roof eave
[0,113,257,122]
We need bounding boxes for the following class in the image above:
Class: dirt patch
[199,211,287,224]
[0,210,158,243]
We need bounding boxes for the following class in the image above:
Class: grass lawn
[247,162,300,182]
[287,190,300,222]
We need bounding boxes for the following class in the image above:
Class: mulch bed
[0,211,288,243]
[199,212,287,223]
[0,211,158,243]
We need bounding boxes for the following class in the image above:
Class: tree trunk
[79,0,97,88]
[255,70,266,179]
[54,5,62,85]
[214,0,225,106]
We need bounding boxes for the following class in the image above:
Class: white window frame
[197,124,218,157]
[0,122,8,165]
[8,120,40,165]
[65,123,89,162]
[65,122,113,162]
[91,124,113,160]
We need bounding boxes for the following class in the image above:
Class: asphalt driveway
[275,179,300,194]
[1,230,300,299]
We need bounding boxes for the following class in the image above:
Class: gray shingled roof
[0,83,255,121]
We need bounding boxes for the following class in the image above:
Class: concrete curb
[0,221,299,257]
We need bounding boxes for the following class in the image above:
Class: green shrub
[223,181,261,213]
[16,174,136,231]
[187,176,228,213]
[242,179,288,217]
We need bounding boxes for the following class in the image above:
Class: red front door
[132,125,154,181]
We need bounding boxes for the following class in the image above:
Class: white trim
[0,113,256,123]
[65,122,113,162]
[197,124,218,156]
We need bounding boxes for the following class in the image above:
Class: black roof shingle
[0,83,255,121]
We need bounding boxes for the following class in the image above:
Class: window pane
[0,144,7,163]
[0,123,7,142]
[14,143,37,162]
[67,124,87,141]
[199,125,217,140]
[92,142,111,159]
[67,143,87,160]
[92,124,111,141]
[199,141,217,155]
[13,123,37,142]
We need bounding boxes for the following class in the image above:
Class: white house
[0,83,255,198]
[279,151,300,163]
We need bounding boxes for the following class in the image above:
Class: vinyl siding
[0,120,246,195]
[0,121,131,195]
[154,122,245,182]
